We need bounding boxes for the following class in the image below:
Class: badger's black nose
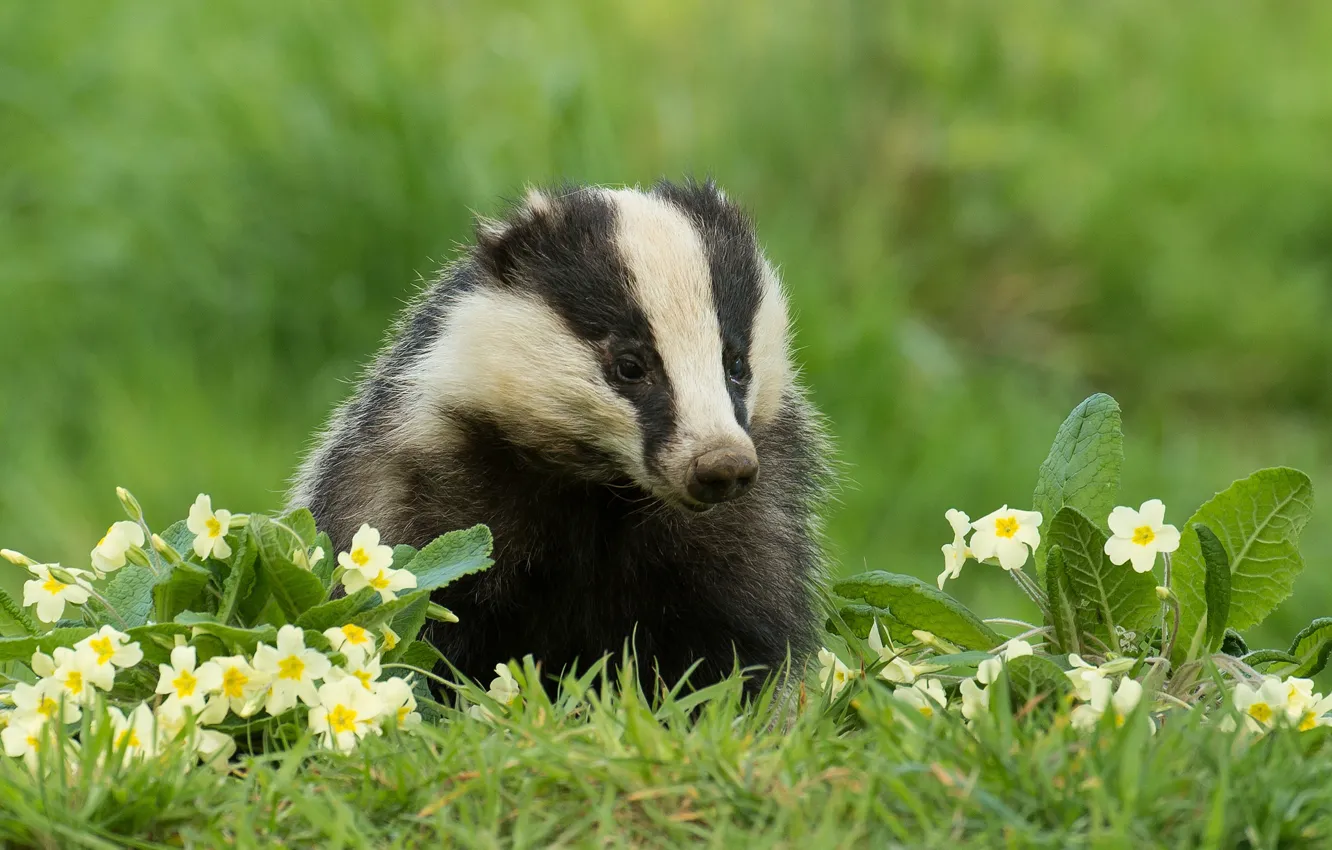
[687,448,759,504]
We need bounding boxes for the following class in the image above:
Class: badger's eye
[613,355,647,384]
[726,353,749,384]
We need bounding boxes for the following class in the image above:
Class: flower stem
[83,588,129,630]
[1008,568,1050,620]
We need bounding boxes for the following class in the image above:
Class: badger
[289,180,831,696]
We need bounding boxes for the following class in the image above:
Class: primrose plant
[823,393,1331,736]
[0,490,499,772]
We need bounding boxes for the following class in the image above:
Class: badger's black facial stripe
[653,180,764,429]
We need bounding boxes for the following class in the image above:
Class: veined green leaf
[218,530,258,624]
[1004,654,1074,714]
[279,508,318,548]
[1285,618,1332,679]
[248,516,328,621]
[393,640,446,675]
[0,628,96,662]
[313,532,337,589]
[826,603,915,646]
[391,544,419,572]
[1195,524,1232,653]
[125,623,193,665]
[0,588,38,637]
[1032,393,1124,578]
[407,525,493,592]
[154,561,213,623]
[1241,649,1301,670]
[294,588,378,633]
[349,589,429,630]
[177,617,279,656]
[1172,468,1314,664]
[1047,506,1158,648]
[382,593,433,662]
[1044,545,1081,657]
[101,564,163,629]
[158,519,195,561]
[833,572,1001,651]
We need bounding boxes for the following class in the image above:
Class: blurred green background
[2,1,1329,654]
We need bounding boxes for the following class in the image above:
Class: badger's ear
[473,188,556,282]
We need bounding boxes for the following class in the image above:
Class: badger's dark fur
[289,180,830,695]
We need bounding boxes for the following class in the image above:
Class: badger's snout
[686,447,759,505]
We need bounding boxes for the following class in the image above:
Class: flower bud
[1155,585,1173,601]
[427,603,459,623]
[47,566,82,585]
[116,487,144,522]
[151,535,183,566]
[1099,657,1137,675]
[125,546,153,568]
[0,549,35,566]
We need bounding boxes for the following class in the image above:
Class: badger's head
[402,181,794,513]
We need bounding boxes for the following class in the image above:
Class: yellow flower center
[116,729,141,749]
[351,548,370,568]
[205,517,222,538]
[396,706,411,724]
[26,735,39,750]
[37,696,58,718]
[173,668,199,697]
[277,655,305,681]
[353,670,373,690]
[42,577,67,595]
[1299,711,1318,732]
[98,529,112,548]
[918,705,934,718]
[329,704,358,735]
[1114,712,1127,728]
[381,628,398,651]
[1132,525,1156,546]
[89,636,116,666]
[64,671,83,695]
[1247,702,1273,724]
[369,570,391,591]
[994,517,1020,539]
[341,624,370,645]
[222,667,249,699]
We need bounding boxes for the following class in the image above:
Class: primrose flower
[187,494,233,560]
[376,676,422,729]
[2,712,50,771]
[977,639,1035,685]
[937,509,973,588]
[969,506,1042,571]
[1064,654,1136,701]
[1072,677,1147,731]
[308,676,385,752]
[105,703,158,764]
[959,678,990,724]
[1227,675,1330,733]
[11,681,80,725]
[43,646,108,702]
[337,524,394,576]
[866,620,944,684]
[1105,499,1180,574]
[252,625,332,714]
[22,564,92,623]
[378,624,400,652]
[817,648,855,698]
[323,624,377,664]
[331,653,383,692]
[75,626,144,674]
[155,646,223,715]
[199,655,270,723]
[893,678,947,719]
[90,521,145,575]
[342,563,417,603]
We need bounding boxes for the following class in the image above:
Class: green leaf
[832,572,1001,651]
[217,530,258,624]
[1032,393,1124,578]
[279,508,318,548]
[248,516,328,621]
[1047,506,1158,648]
[1285,618,1332,678]
[391,544,419,571]
[125,623,193,665]
[1003,654,1075,714]
[349,589,430,631]
[1172,468,1314,664]
[1220,629,1249,658]
[825,604,915,645]
[158,520,196,560]
[382,593,433,662]
[1195,524,1232,653]
[1044,545,1081,657]
[0,628,96,662]
[101,564,163,628]
[153,561,213,623]
[0,588,38,637]
[294,588,378,633]
[408,525,493,592]
[176,616,279,655]
[1241,649,1301,670]
[394,640,446,674]
[312,532,336,588]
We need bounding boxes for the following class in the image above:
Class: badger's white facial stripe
[400,287,646,478]
[605,190,752,463]
[750,258,793,424]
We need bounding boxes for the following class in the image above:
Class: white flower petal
[1107,506,1141,539]
[1104,535,1135,566]
[1153,524,1181,552]
[1138,499,1166,529]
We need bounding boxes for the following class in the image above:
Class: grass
[3,659,1332,848]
